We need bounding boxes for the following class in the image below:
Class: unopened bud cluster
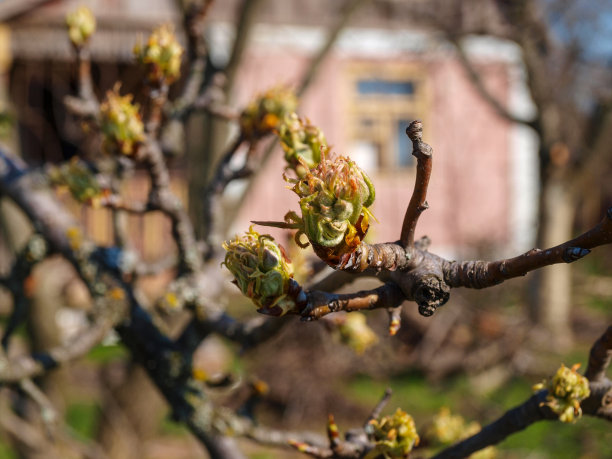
[240,87,297,139]
[99,86,145,156]
[48,157,106,207]
[278,113,326,175]
[337,313,378,355]
[532,363,590,423]
[134,25,184,85]
[425,407,497,458]
[66,6,96,47]
[366,408,419,458]
[223,227,296,316]
[290,152,375,253]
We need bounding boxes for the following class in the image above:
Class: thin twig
[400,120,433,247]
[364,388,393,427]
[448,34,538,129]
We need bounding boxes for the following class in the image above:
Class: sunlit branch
[443,207,612,289]
[400,120,433,248]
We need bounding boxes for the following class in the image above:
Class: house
[0,0,538,261]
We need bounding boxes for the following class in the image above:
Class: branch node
[406,120,423,142]
[414,275,450,317]
[562,247,591,263]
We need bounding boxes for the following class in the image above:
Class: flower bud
[366,408,419,458]
[223,227,295,316]
[533,363,590,423]
[290,152,375,254]
[278,113,326,174]
[48,157,105,207]
[134,24,184,85]
[66,6,96,47]
[337,313,378,354]
[99,85,145,156]
[240,87,297,139]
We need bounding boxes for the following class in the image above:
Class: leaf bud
[223,227,296,316]
[99,85,145,156]
[66,6,96,47]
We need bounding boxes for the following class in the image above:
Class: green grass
[66,401,100,439]
[85,343,128,363]
[0,441,16,459]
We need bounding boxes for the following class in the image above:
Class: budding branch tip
[406,120,423,141]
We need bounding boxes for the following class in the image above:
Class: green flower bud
[99,85,145,156]
[289,152,375,255]
[278,113,326,174]
[48,157,106,207]
[532,363,590,423]
[66,6,96,47]
[337,313,378,355]
[366,408,419,458]
[223,227,295,316]
[240,87,297,139]
[134,24,184,85]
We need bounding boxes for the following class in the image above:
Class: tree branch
[585,325,612,382]
[443,207,612,289]
[448,34,538,129]
[400,120,433,247]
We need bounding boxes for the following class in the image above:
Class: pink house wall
[230,47,511,254]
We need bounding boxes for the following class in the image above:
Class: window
[346,63,428,173]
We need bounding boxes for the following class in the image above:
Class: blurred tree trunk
[97,364,166,459]
[528,174,575,349]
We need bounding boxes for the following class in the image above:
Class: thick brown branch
[444,207,612,289]
[311,242,414,273]
[400,120,433,247]
[585,325,612,382]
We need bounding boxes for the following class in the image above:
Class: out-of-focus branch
[224,0,265,95]
[145,83,169,138]
[140,140,202,273]
[448,34,538,129]
[201,134,247,256]
[76,46,97,107]
[64,40,99,118]
[19,378,58,435]
[400,120,433,248]
[1,235,47,349]
[0,309,117,383]
[297,0,369,96]
[585,325,612,382]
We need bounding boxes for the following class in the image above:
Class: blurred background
[0,0,611,457]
